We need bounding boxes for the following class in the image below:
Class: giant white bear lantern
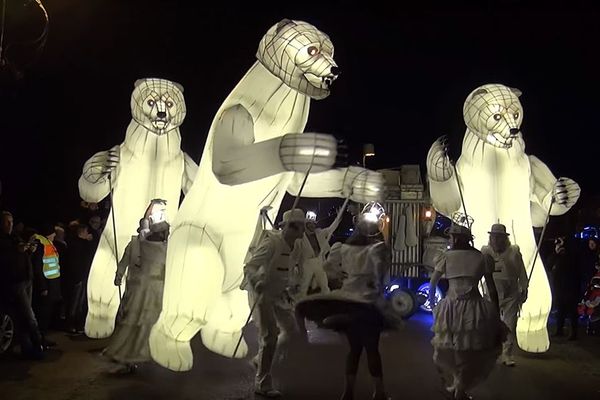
[426,83,580,352]
[78,78,197,338]
[149,19,383,371]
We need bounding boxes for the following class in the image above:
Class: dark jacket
[0,232,33,285]
[66,237,94,283]
[31,241,61,300]
[549,251,581,304]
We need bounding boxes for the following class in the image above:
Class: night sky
[1,0,599,226]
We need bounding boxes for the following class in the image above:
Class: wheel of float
[389,288,418,319]
[416,283,443,313]
[0,313,15,355]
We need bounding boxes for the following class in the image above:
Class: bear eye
[307,46,319,56]
[493,114,502,121]
[513,112,519,120]
[166,101,173,108]
[147,99,155,107]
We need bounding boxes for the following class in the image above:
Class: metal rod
[451,160,471,231]
[0,0,6,62]
[108,175,122,301]
[232,294,261,358]
[527,197,555,284]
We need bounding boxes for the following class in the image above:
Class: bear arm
[428,176,461,218]
[528,155,570,216]
[212,104,286,186]
[78,150,112,202]
[181,152,198,195]
[286,168,347,198]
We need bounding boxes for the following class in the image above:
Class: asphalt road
[1,313,599,400]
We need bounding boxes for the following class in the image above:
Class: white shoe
[502,355,516,367]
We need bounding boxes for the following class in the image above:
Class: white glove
[279,133,337,173]
[342,166,384,203]
[553,177,580,208]
[426,136,453,182]
[82,145,120,184]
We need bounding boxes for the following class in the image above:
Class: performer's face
[286,222,305,240]
[489,234,508,253]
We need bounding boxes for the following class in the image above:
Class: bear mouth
[486,133,514,149]
[304,72,337,90]
[152,119,169,130]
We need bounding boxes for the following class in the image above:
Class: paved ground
[0,313,599,400]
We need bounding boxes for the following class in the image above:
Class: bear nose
[157,111,166,119]
[509,128,520,137]
[330,66,340,76]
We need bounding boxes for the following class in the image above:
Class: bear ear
[276,19,294,33]
[472,88,488,97]
[134,79,146,88]
[172,82,184,93]
[509,87,522,97]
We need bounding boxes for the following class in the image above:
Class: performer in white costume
[78,78,197,338]
[149,19,383,371]
[481,224,528,367]
[243,208,307,398]
[298,207,345,296]
[426,83,580,352]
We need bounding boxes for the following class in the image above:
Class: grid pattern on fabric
[256,19,336,99]
[131,78,186,135]
[462,84,523,149]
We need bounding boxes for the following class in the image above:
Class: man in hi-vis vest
[32,224,62,348]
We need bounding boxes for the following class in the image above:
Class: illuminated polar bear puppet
[426,83,580,352]
[149,19,383,371]
[79,78,197,338]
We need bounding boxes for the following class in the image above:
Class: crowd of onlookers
[546,236,600,338]
[1,198,598,363]
[0,207,105,359]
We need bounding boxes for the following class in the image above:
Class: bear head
[256,19,339,100]
[131,78,186,135]
[463,83,523,149]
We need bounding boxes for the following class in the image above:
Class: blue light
[575,225,600,240]
[416,283,443,313]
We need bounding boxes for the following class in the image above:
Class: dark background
[0,0,598,227]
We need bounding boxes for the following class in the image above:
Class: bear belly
[458,157,536,263]
[112,153,185,239]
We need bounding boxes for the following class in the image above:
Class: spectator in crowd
[31,224,63,348]
[580,238,599,292]
[549,237,581,340]
[0,211,44,359]
[65,223,94,333]
[88,215,102,248]
[53,224,69,325]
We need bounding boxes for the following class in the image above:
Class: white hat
[282,208,306,224]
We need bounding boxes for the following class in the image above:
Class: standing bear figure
[426,83,580,352]
[149,19,383,371]
[79,78,197,339]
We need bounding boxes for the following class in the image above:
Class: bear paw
[149,323,194,371]
[516,326,549,353]
[200,326,248,359]
[84,310,116,339]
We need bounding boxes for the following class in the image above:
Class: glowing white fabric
[427,83,580,352]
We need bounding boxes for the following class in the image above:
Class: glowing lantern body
[78,78,197,339]
[149,19,383,371]
[427,84,580,352]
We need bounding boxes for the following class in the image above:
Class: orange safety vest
[34,234,61,280]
